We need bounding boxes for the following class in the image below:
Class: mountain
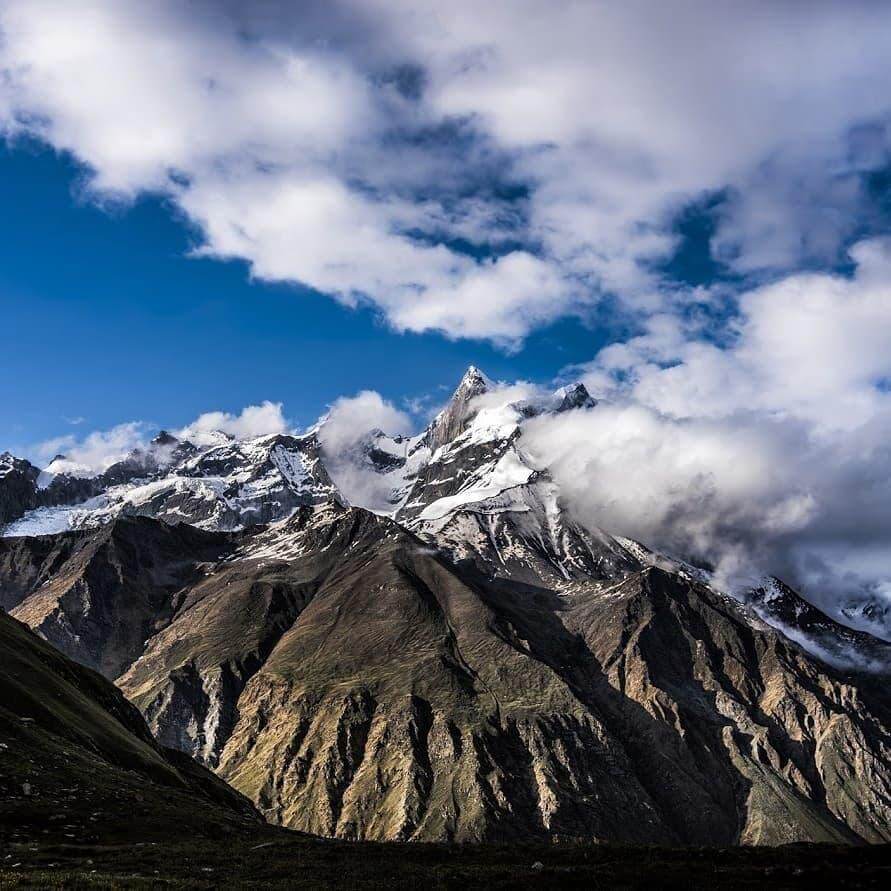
[0,453,37,525]
[1,430,340,536]
[1,517,239,678]
[2,366,891,846]
[746,577,891,670]
[0,608,258,850]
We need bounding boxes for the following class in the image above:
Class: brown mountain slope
[3,508,891,845]
[214,557,891,844]
[2,517,236,678]
[563,568,891,844]
[8,572,891,888]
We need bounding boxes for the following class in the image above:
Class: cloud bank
[522,241,891,627]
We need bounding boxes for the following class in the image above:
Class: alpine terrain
[2,367,891,846]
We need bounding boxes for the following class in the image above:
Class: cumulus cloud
[317,390,413,511]
[176,401,289,443]
[523,405,817,585]
[3,1,891,341]
[590,239,891,430]
[318,391,412,453]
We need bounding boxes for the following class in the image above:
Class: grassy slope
[0,609,258,851]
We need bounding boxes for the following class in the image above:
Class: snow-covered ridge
[3,365,890,672]
[3,430,339,536]
[1,366,599,539]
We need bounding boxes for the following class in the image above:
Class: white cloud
[3,1,891,341]
[27,400,291,472]
[176,401,289,443]
[318,390,413,455]
[589,239,891,430]
[317,390,413,511]
[33,421,149,475]
[523,404,818,589]
[522,242,891,622]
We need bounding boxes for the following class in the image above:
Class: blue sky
[0,141,616,453]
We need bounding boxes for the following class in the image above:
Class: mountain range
[2,366,891,845]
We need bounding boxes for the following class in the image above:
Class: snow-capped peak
[425,365,493,452]
[458,364,493,391]
[552,382,597,412]
[2,366,605,542]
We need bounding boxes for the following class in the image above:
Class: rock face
[0,439,181,529]
[2,366,891,845]
[425,365,492,453]
[168,535,891,844]
[0,453,41,525]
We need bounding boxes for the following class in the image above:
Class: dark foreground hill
[0,609,258,844]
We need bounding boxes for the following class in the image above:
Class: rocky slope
[2,366,891,845]
[1,517,238,678]
[3,504,891,844]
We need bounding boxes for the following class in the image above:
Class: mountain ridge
[2,366,891,844]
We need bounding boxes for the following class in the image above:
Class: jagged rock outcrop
[0,453,40,525]
[747,577,891,669]
[425,365,492,453]
[0,439,180,529]
[211,545,891,844]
